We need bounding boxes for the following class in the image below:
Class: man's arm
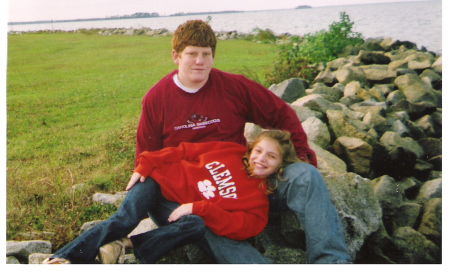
[135,91,164,167]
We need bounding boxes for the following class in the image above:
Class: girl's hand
[126,172,146,191]
[168,203,193,222]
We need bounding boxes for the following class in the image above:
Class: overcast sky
[8,0,428,22]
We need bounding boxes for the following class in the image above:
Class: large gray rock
[335,66,367,85]
[363,112,389,134]
[380,131,424,158]
[418,198,441,246]
[431,56,442,74]
[331,137,373,177]
[392,202,422,232]
[361,66,397,85]
[93,192,127,206]
[269,78,307,103]
[313,69,337,85]
[309,141,347,175]
[343,81,369,100]
[306,83,343,102]
[356,50,391,65]
[373,175,403,217]
[394,74,438,105]
[6,240,52,261]
[290,105,324,122]
[414,114,440,138]
[323,173,383,259]
[326,110,377,146]
[417,138,442,159]
[244,122,262,142]
[7,256,21,264]
[416,178,442,203]
[29,253,53,264]
[392,226,440,263]
[301,117,330,148]
[291,94,338,114]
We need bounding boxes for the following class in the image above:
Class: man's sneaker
[98,239,128,264]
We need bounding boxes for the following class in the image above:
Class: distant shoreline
[8,8,306,25]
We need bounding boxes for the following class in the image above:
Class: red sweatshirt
[136,68,317,167]
[134,141,269,241]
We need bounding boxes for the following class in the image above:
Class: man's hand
[168,203,193,222]
[126,172,146,191]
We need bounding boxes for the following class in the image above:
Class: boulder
[361,66,397,85]
[244,122,262,141]
[331,137,372,177]
[326,110,377,146]
[392,202,422,232]
[93,192,127,206]
[414,115,439,138]
[291,94,339,114]
[386,90,405,106]
[431,56,442,74]
[416,178,442,203]
[313,69,337,85]
[309,141,347,175]
[269,78,307,103]
[373,175,403,217]
[323,173,383,259]
[417,138,441,159]
[29,253,53,264]
[335,66,367,86]
[418,198,441,246]
[356,50,391,65]
[6,240,52,262]
[392,227,440,263]
[379,131,424,159]
[363,112,389,134]
[394,74,438,105]
[301,117,330,148]
[290,105,324,122]
[306,83,342,102]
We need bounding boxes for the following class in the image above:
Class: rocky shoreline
[6,30,442,264]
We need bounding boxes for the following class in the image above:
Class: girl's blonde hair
[243,130,302,194]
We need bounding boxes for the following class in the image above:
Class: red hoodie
[134,141,269,241]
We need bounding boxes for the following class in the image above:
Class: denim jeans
[51,178,205,264]
[147,162,351,264]
[270,162,352,263]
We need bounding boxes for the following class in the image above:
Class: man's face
[172,46,214,89]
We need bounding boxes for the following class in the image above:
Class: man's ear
[172,50,180,65]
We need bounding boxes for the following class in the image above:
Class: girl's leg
[50,177,161,263]
[131,215,206,263]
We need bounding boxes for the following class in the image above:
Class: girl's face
[249,137,283,178]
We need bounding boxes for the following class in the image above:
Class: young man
[135,20,351,264]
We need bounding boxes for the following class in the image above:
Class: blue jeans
[51,179,205,264]
[148,163,351,264]
[270,163,352,263]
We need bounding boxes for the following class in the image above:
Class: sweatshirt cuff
[134,163,152,178]
[192,200,207,216]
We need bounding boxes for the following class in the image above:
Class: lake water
[8,0,442,54]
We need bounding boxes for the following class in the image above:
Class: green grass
[6,32,276,250]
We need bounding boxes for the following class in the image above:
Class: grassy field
[6,32,277,250]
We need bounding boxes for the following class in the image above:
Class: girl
[43,130,301,264]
